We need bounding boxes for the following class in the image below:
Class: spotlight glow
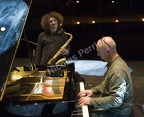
[0,27,6,31]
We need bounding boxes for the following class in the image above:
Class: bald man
[78,36,133,117]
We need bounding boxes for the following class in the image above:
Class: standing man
[35,11,72,117]
[35,11,71,65]
[78,36,133,117]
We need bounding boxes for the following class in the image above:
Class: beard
[49,24,58,32]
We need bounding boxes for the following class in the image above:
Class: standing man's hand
[60,48,69,55]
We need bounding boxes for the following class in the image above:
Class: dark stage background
[15,0,144,61]
[1,0,144,117]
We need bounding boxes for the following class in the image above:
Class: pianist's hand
[78,90,93,106]
[78,90,93,97]
[78,96,91,106]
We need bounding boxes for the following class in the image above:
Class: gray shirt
[90,56,133,114]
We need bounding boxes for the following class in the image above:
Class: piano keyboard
[71,82,90,117]
[79,82,89,117]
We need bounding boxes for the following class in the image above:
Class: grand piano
[0,0,90,116]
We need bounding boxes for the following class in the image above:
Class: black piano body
[0,0,76,116]
[1,63,76,116]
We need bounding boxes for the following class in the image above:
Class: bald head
[103,36,116,50]
[96,36,118,62]
[96,36,116,50]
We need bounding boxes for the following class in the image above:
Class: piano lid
[0,0,32,101]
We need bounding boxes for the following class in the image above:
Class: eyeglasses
[49,18,57,23]
[101,38,111,49]
[97,38,115,50]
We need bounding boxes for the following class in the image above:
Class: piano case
[0,0,75,107]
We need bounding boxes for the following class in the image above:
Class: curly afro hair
[40,11,64,31]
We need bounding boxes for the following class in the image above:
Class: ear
[107,49,110,55]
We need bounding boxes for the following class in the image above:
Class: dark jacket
[35,29,71,65]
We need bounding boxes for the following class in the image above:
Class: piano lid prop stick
[25,83,38,101]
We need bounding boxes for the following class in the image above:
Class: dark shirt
[35,29,70,65]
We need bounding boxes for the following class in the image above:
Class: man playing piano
[78,36,133,117]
